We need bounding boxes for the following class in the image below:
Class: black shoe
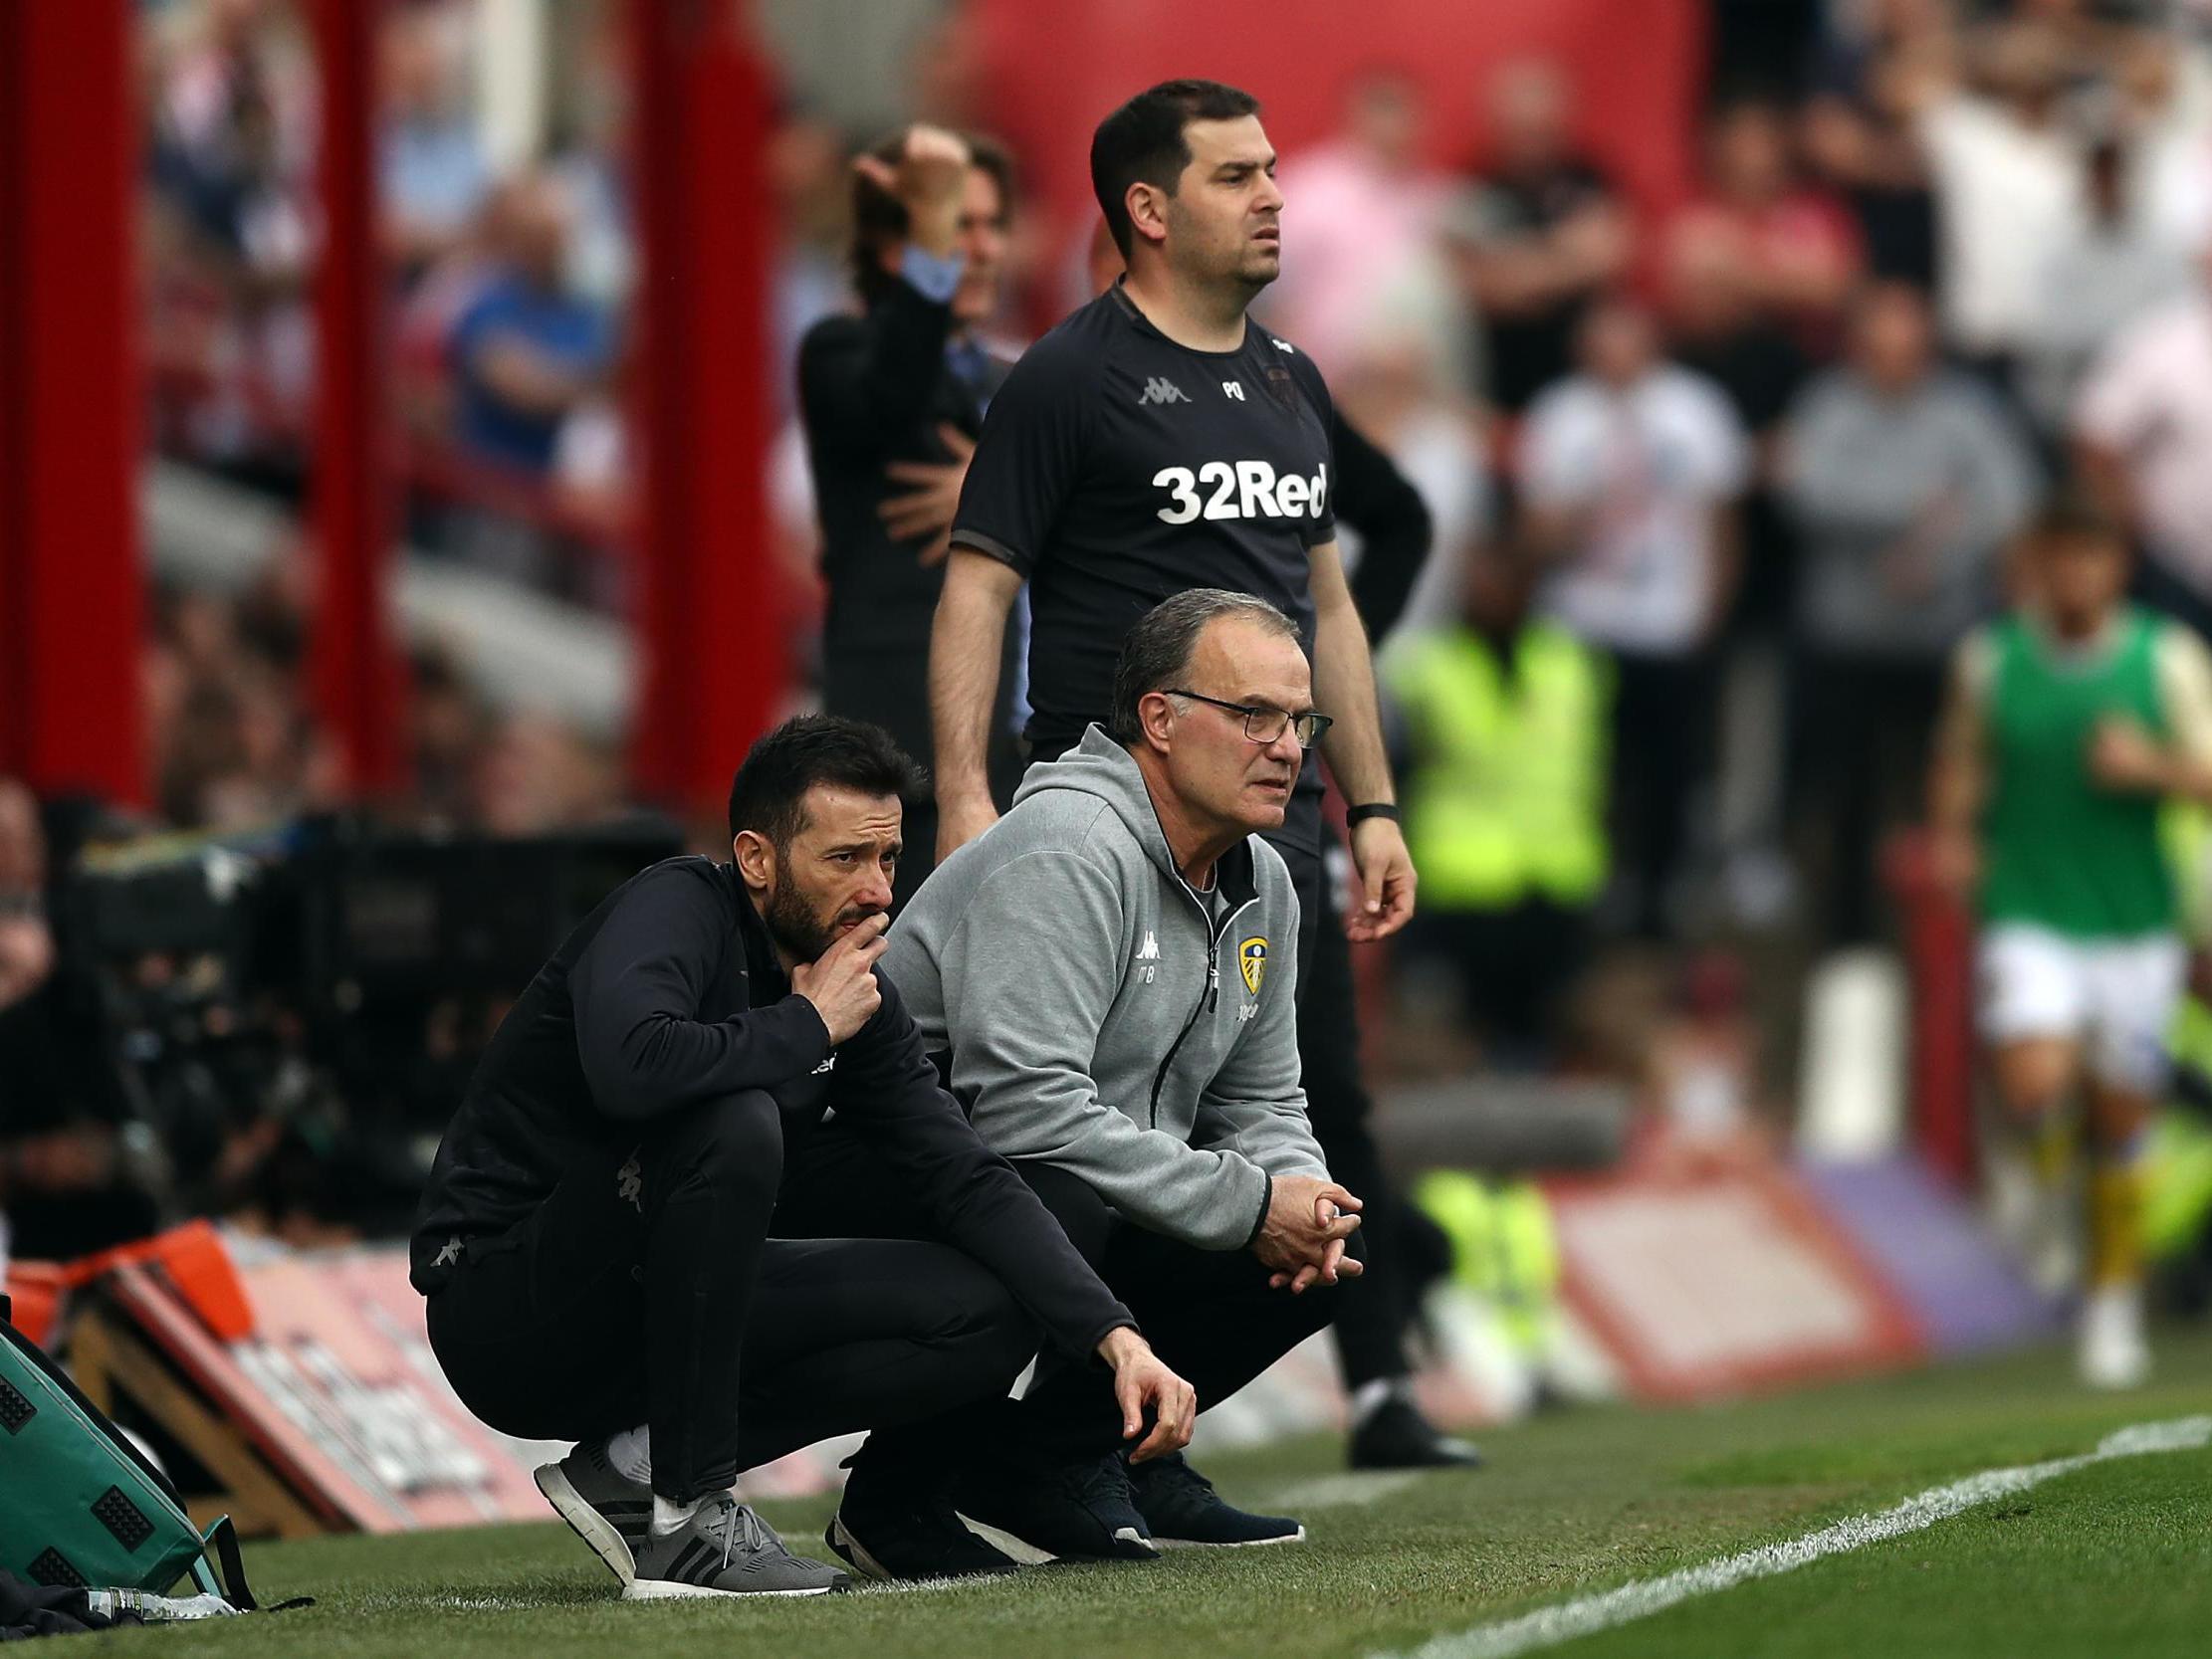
[1125,1452,1304,1548]
[955,1452,1160,1563]
[1348,1394,1485,1470]
[825,1446,1024,1582]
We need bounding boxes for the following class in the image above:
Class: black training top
[409,856,1133,1359]
[951,281,1337,760]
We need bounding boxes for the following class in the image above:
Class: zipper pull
[1207,949,1220,1011]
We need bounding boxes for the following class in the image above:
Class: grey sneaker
[626,1495,852,1600]
[535,1442,653,1584]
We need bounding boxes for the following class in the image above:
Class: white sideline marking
[1375,1416,2212,1659]
[849,1575,992,1597]
[1262,1471,1427,1512]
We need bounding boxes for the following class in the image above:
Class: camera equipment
[55,814,681,1229]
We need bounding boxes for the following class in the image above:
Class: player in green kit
[1930,495,2212,1387]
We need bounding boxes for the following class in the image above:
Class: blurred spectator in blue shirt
[449,173,614,476]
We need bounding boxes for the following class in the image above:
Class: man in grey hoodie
[776,590,1367,1580]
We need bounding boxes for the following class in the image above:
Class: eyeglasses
[1166,689,1334,749]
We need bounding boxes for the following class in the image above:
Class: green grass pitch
[105,1328,2212,1659]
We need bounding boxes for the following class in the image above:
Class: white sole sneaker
[952,1513,1060,1566]
[825,1514,898,1583]
[1154,1527,1307,1549]
[535,1461,638,1585]
[621,1576,839,1601]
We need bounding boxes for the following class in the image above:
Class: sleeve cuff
[1242,1170,1274,1250]
[1081,1315,1141,1365]
[900,246,968,304]
[781,993,834,1068]
[949,526,1034,575]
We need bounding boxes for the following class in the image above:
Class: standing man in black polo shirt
[799,123,1026,911]
[930,79,1474,1469]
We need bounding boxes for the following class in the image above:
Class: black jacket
[410,856,1134,1359]
[798,279,1019,770]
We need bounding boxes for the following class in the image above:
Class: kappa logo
[1270,337,1296,354]
[432,1236,463,1269]
[1138,376,1189,406]
[616,1151,643,1212]
[1238,936,1268,996]
[1136,931,1162,961]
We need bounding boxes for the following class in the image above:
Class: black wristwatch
[1345,802,1400,827]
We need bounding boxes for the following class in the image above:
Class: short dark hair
[849,130,1014,307]
[1090,80,1261,260]
[1110,589,1300,743]
[727,715,926,847]
[2026,489,2126,549]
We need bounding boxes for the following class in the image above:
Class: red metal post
[0,0,144,805]
[628,0,782,817]
[1887,829,1976,1187]
[310,0,407,796]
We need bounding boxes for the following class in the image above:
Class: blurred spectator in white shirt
[2075,246,2212,640]
[1523,300,1751,660]
[1270,71,1458,386]
[1914,21,2085,374]
[2022,137,2192,441]
[1328,265,1491,640]
[1520,298,1750,935]
[2107,27,2212,255]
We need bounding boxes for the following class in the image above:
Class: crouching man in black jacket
[412,717,1192,1601]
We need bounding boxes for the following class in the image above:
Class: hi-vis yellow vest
[1387,622,1611,909]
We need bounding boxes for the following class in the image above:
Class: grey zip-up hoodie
[885,726,1328,1251]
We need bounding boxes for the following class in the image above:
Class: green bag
[0,1294,261,1608]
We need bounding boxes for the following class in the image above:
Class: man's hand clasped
[1252,1173,1365,1295]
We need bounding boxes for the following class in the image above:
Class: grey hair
[1109,588,1300,744]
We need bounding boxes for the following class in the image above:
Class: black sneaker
[825,1445,1024,1582]
[1126,1452,1305,1548]
[1348,1394,1485,1470]
[955,1452,1159,1564]
[626,1495,851,1600]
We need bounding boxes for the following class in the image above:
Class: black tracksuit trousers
[425,1089,1036,1503]
[1264,794,1427,1392]
[773,1138,1349,1461]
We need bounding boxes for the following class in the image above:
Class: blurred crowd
[1292,1,2212,1111]
[20,0,2212,1247]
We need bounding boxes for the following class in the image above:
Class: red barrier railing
[1885,827,1977,1188]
